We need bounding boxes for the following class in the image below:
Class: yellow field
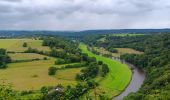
[0,58,81,90]
[8,53,49,61]
[0,39,50,52]
[93,47,143,57]
[115,48,143,55]
[0,39,20,49]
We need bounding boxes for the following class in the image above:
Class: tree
[23,42,27,47]
[0,49,6,55]
[48,67,57,75]
[101,64,109,76]
[98,61,103,65]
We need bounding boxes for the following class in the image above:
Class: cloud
[0,0,170,30]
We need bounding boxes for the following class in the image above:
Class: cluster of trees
[42,84,88,100]
[81,34,150,52]
[23,42,27,47]
[48,67,58,75]
[76,61,109,81]
[122,33,170,100]
[41,80,108,100]
[42,37,83,64]
[0,49,11,68]
[42,37,79,54]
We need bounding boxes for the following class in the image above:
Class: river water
[112,57,145,100]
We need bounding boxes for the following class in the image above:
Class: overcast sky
[0,0,170,30]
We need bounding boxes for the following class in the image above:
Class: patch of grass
[115,48,143,55]
[8,53,49,61]
[93,47,143,58]
[55,68,83,81]
[0,39,50,52]
[79,44,132,98]
[0,39,20,49]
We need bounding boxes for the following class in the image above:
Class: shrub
[43,57,48,60]
[23,42,27,47]
[55,59,66,65]
[48,67,57,75]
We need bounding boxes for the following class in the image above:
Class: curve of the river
[113,58,145,100]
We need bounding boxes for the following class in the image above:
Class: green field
[79,44,132,98]
[0,39,50,52]
[8,53,49,61]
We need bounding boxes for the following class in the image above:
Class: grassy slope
[8,53,49,61]
[93,47,143,58]
[79,44,132,98]
[0,39,20,48]
[0,39,50,52]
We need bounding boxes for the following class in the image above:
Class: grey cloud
[0,0,170,30]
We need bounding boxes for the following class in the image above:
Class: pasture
[8,53,49,61]
[79,44,132,98]
[93,47,143,57]
[0,39,50,52]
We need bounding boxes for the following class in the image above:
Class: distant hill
[0,29,170,37]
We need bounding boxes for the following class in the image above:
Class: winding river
[113,58,145,100]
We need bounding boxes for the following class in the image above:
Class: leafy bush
[48,67,57,75]
[23,42,27,47]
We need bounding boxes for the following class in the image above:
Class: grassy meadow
[9,53,49,61]
[79,44,132,98]
[93,47,143,57]
[0,39,50,52]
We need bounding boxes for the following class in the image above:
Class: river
[112,57,145,100]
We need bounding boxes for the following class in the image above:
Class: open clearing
[93,47,143,57]
[0,39,50,52]
[79,44,132,98]
[8,53,49,61]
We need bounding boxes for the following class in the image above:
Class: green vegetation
[120,33,170,100]
[0,39,50,52]
[111,33,145,37]
[8,53,48,61]
[79,44,132,97]
[0,49,11,68]
[48,67,57,75]
[1,32,168,99]
[23,42,27,47]
[82,33,170,99]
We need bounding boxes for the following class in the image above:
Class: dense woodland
[82,33,170,100]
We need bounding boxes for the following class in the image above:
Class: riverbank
[79,44,132,98]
